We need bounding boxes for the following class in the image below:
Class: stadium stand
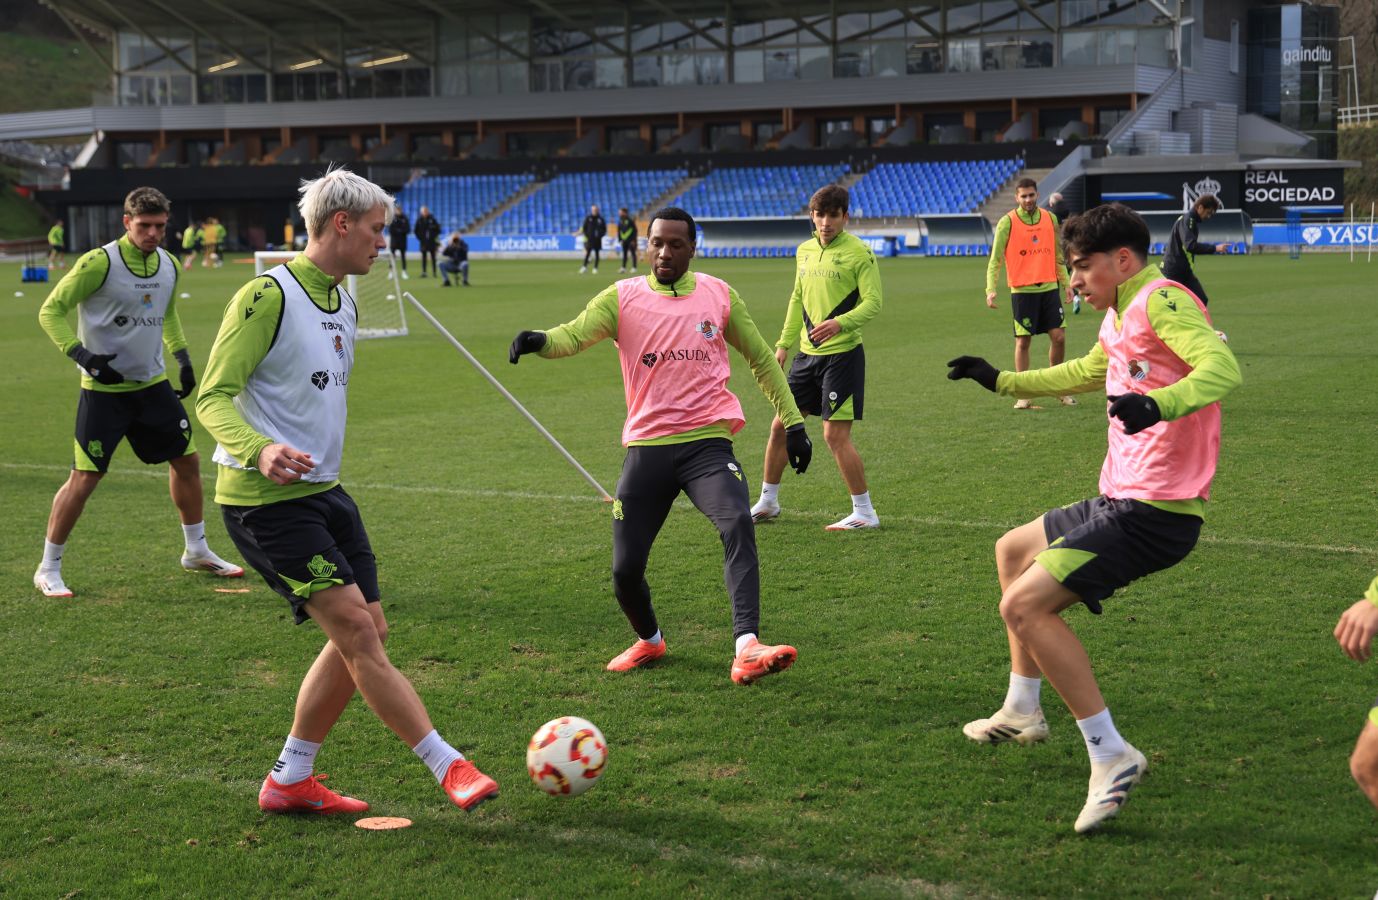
[674,163,850,218]
[849,159,1024,217]
[394,173,536,236]
[486,168,687,236]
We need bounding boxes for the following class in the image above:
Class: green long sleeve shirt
[38,235,187,392]
[539,271,804,445]
[196,254,343,506]
[986,208,1070,295]
[777,230,883,356]
[995,264,1242,517]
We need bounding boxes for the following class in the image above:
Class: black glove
[945,355,1000,392]
[508,330,547,364]
[67,344,124,385]
[173,348,196,400]
[785,423,812,475]
[1107,393,1162,435]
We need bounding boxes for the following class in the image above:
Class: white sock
[735,632,757,655]
[1003,672,1042,716]
[41,540,65,571]
[412,729,464,784]
[271,734,321,785]
[643,630,663,646]
[182,522,208,554]
[759,483,779,504]
[851,492,875,516]
[1076,708,1127,765]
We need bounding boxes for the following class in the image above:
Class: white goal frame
[253,251,408,339]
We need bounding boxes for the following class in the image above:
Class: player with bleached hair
[947,203,1241,833]
[197,167,499,816]
[35,186,242,599]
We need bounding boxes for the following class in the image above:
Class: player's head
[1015,177,1039,212]
[619,207,629,217]
[646,207,696,285]
[123,187,170,253]
[420,206,430,217]
[1061,203,1151,311]
[1194,194,1220,220]
[298,166,393,278]
[590,204,600,216]
[809,184,849,246]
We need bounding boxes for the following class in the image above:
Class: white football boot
[825,511,880,531]
[1013,398,1032,410]
[750,497,781,523]
[181,549,246,578]
[1074,744,1148,834]
[963,707,1050,746]
[34,568,74,598]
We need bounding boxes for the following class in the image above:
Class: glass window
[870,10,905,39]
[1097,107,1130,134]
[907,40,943,74]
[733,21,763,46]
[1137,27,1171,67]
[835,43,870,78]
[498,63,523,94]
[1180,20,1193,68]
[754,121,781,148]
[632,56,661,87]
[867,116,896,143]
[765,47,797,81]
[982,33,1021,70]
[652,124,677,150]
[981,1,1020,29]
[872,40,905,77]
[836,13,868,41]
[1061,30,1097,66]
[734,49,764,82]
[662,53,695,85]
[947,38,980,72]
[245,73,266,102]
[320,72,341,100]
[595,58,625,89]
[799,45,830,79]
[408,67,433,96]
[563,59,595,91]
[696,53,726,84]
[170,74,192,105]
[469,63,497,95]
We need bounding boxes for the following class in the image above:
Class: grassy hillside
[0,31,110,113]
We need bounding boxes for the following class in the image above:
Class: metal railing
[1338,105,1378,127]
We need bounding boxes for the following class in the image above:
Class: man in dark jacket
[616,207,638,273]
[1161,194,1229,306]
[440,233,469,287]
[1046,192,1070,222]
[388,205,410,279]
[579,204,607,274]
[414,206,442,278]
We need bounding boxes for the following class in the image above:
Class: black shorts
[222,484,380,624]
[73,382,195,473]
[390,239,407,252]
[50,244,62,253]
[788,345,865,422]
[1037,496,1202,614]
[1012,288,1065,337]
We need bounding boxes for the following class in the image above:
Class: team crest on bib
[1128,359,1150,381]
[142,293,153,307]
[696,320,718,340]
[333,335,345,359]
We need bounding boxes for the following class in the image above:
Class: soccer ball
[526,716,607,797]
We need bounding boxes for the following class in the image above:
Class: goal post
[252,251,407,340]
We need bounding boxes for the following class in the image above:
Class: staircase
[468,180,546,232]
[641,175,700,218]
[979,167,1052,226]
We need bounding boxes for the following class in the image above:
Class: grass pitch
[1,251,1375,897]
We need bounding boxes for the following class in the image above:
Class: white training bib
[77,241,178,383]
[212,264,356,482]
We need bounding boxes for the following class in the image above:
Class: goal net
[253,251,407,339]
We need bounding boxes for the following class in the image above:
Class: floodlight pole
[403,291,614,502]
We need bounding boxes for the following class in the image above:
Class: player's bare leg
[1350,722,1378,810]
[1047,327,1067,367]
[1012,335,1033,408]
[291,601,389,743]
[822,419,878,530]
[170,453,242,576]
[35,470,103,596]
[751,415,793,522]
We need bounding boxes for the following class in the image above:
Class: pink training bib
[616,273,746,445]
[1097,278,1221,501]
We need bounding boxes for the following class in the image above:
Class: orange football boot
[258,773,369,814]
[730,638,797,685]
[605,637,667,672]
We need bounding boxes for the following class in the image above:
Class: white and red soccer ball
[526,716,607,797]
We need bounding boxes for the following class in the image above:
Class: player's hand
[807,318,841,345]
[172,348,196,399]
[1064,288,1074,305]
[985,291,998,310]
[257,443,315,485]
[1335,599,1378,662]
[67,345,124,385]
[785,423,812,475]
[508,330,547,364]
[1107,393,1162,435]
[774,347,788,368]
[945,355,1000,392]
[1214,242,1230,254]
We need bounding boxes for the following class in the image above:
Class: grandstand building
[1,1,1354,254]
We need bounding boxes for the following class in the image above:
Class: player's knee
[1351,743,1378,796]
[822,425,852,453]
[998,590,1036,634]
[994,530,1027,573]
[1048,330,1066,347]
[611,563,645,595]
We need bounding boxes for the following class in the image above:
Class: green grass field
[2,252,1375,897]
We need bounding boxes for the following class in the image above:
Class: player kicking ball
[509,207,811,684]
[946,203,1241,833]
[197,168,498,815]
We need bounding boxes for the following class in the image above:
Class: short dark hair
[1061,203,1151,261]
[809,184,849,215]
[125,187,171,218]
[1015,177,1038,192]
[647,206,696,244]
[1195,194,1220,214]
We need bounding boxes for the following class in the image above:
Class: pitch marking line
[4,462,1372,557]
